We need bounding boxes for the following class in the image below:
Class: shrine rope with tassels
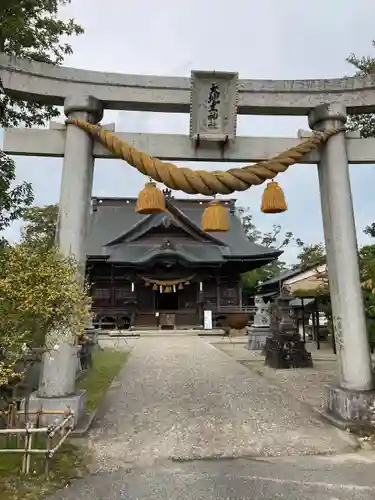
[66,119,343,231]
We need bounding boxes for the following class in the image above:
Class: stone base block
[22,390,86,427]
[248,327,270,350]
[324,384,375,429]
[264,335,313,369]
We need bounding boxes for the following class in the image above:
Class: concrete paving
[50,451,375,499]
[49,336,371,499]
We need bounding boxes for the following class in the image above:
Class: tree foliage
[0,0,84,128]
[359,244,375,343]
[237,206,329,295]
[237,207,304,250]
[237,207,304,294]
[0,2,85,382]
[293,243,326,271]
[346,41,375,138]
[0,243,91,384]
[364,222,375,238]
[21,204,58,248]
[0,151,34,246]
[292,240,375,344]
[345,41,375,342]
[0,1,83,246]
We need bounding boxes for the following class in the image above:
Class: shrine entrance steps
[101,328,226,337]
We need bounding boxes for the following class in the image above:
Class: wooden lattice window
[92,287,111,299]
[115,287,130,299]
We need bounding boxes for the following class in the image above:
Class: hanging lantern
[202,200,230,232]
[165,286,172,293]
[261,181,287,214]
[173,285,176,293]
[159,286,163,293]
[152,284,158,291]
[131,282,135,292]
[178,283,184,290]
[136,181,165,214]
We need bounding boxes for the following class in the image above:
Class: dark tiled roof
[289,297,315,308]
[85,197,282,265]
[260,261,327,288]
[106,205,226,247]
[261,268,302,286]
[106,243,225,264]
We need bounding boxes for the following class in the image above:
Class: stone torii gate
[1,54,375,426]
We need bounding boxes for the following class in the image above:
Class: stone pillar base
[264,334,313,369]
[21,390,86,427]
[324,384,375,430]
[247,327,270,350]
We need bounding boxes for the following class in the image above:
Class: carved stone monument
[248,296,271,350]
[264,290,313,369]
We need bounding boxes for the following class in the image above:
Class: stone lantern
[264,289,313,369]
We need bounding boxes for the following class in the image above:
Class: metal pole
[315,310,320,351]
[332,327,337,355]
[301,298,306,343]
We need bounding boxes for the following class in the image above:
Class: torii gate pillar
[28,95,103,426]
[309,103,375,425]
[57,94,103,269]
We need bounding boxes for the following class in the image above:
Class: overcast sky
[2,0,375,263]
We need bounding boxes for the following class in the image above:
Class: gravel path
[87,337,355,470]
[214,342,338,410]
[241,359,338,410]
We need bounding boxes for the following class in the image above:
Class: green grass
[0,440,87,500]
[77,348,130,414]
[0,347,130,499]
